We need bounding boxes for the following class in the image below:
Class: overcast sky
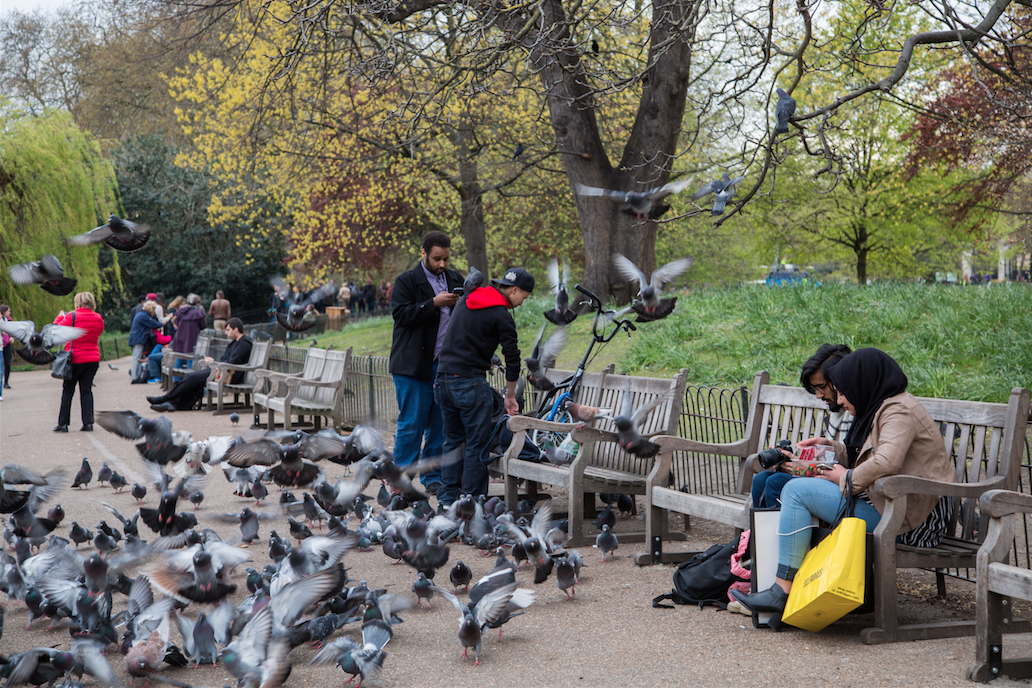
[0,0,73,16]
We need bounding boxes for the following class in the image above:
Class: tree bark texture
[454,124,489,277]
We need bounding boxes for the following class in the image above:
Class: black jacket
[437,286,520,382]
[222,335,253,385]
[389,262,463,380]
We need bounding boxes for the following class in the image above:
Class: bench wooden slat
[253,347,351,431]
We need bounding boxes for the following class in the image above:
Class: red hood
[465,286,511,310]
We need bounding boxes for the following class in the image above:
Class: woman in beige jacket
[731,348,954,614]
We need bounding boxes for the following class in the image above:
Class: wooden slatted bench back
[530,365,614,413]
[294,349,350,407]
[239,340,271,388]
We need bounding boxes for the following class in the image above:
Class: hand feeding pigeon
[575,179,693,220]
[8,254,77,296]
[543,257,577,325]
[774,87,796,135]
[611,253,693,322]
[692,172,745,216]
[0,320,86,365]
[67,214,152,252]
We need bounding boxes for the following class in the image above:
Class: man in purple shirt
[389,231,463,494]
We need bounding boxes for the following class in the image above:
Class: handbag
[781,472,867,632]
[51,313,74,380]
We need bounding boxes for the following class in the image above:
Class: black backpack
[653,535,747,609]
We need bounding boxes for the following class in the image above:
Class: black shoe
[729,584,789,613]
[80,424,93,432]
[150,402,175,413]
[3,383,10,389]
[130,379,146,385]
[146,396,164,404]
[425,482,442,496]
[53,425,69,433]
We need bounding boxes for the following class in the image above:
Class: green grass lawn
[294,283,1032,403]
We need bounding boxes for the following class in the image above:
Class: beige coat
[832,392,955,533]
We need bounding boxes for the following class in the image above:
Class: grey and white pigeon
[692,172,745,216]
[430,581,534,665]
[68,214,152,252]
[576,179,693,220]
[8,254,77,296]
[544,258,577,325]
[774,88,796,134]
[525,323,568,391]
[306,618,392,685]
[595,524,618,562]
[0,320,86,365]
[611,253,693,322]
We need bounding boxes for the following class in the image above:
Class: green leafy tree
[0,104,118,327]
[101,135,286,330]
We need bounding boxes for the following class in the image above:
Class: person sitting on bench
[147,317,252,412]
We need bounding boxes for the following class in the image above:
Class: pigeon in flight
[774,88,796,135]
[430,581,534,665]
[576,179,693,219]
[692,173,745,216]
[0,320,85,365]
[601,378,678,458]
[68,214,152,252]
[96,410,188,465]
[524,323,568,391]
[611,253,693,322]
[277,283,334,332]
[544,258,577,325]
[8,254,77,296]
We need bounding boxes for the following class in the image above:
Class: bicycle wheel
[530,408,574,451]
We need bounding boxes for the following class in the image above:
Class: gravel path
[1,359,1029,687]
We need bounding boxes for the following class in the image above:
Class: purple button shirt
[421,261,450,360]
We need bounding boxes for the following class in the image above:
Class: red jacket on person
[54,308,105,364]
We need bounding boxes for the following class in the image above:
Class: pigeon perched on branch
[774,88,796,135]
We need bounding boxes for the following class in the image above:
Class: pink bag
[728,529,752,601]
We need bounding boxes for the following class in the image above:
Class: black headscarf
[826,348,908,467]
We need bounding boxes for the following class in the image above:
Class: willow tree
[0,105,119,327]
[170,0,1025,300]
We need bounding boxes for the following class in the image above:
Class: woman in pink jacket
[53,291,105,432]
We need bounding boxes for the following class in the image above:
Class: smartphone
[451,287,465,295]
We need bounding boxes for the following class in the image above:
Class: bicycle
[527,284,638,450]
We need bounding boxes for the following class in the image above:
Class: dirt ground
[3,358,1032,687]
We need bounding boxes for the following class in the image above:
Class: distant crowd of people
[127,290,231,385]
[268,279,394,320]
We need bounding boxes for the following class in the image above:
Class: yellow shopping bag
[782,516,867,632]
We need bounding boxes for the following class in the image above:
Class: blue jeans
[147,345,164,380]
[751,471,795,508]
[777,477,881,581]
[174,356,193,383]
[393,365,443,487]
[435,374,494,505]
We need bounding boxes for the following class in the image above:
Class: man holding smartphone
[389,231,464,494]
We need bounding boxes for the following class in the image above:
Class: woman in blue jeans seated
[731,348,955,614]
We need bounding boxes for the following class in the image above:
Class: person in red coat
[53,291,105,432]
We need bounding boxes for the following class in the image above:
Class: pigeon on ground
[189,491,204,509]
[68,214,152,252]
[108,364,118,370]
[611,253,693,322]
[109,472,128,492]
[692,172,745,216]
[556,549,584,599]
[593,503,616,531]
[525,323,567,391]
[575,179,693,220]
[307,618,392,686]
[430,581,534,665]
[774,87,796,134]
[596,523,618,562]
[0,320,86,365]
[174,611,219,667]
[72,458,93,489]
[544,258,577,325]
[132,483,147,502]
[8,254,77,296]
[69,521,94,547]
[229,412,240,426]
[450,561,472,592]
[97,462,113,487]
[238,508,261,544]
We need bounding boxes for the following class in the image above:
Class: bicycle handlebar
[574,283,602,308]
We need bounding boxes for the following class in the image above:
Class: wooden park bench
[642,370,1029,645]
[203,339,272,413]
[252,346,351,431]
[160,335,213,389]
[967,489,1032,682]
[501,367,688,547]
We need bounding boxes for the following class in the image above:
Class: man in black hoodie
[435,267,534,507]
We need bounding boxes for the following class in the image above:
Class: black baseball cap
[492,267,535,293]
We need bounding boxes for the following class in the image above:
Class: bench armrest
[650,433,753,458]
[506,415,580,433]
[283,377,342,389]
[216,361,261,373]
[980,488,1032,519]
[871,474,1006,500]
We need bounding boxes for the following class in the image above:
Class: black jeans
[58,361,99,426]
[435,374,495,505]
[158,368,213,409]
[2,343,10,385]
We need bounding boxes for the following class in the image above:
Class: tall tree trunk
[454,124,488,277]
[856,223,869,284]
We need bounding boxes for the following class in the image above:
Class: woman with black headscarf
[731,348,955,614]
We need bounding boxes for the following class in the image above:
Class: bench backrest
[589,369,687,475]
[530,365,615,415]
[740,374,1029,540]
[295,348,352,407]
[193,336,211,358]
[238,340,271,387]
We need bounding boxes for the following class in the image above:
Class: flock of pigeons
[0,410,640,688]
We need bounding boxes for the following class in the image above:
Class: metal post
[367,356,376,420]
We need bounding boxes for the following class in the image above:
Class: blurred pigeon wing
[97,410,146,440]
[74,640,119,687]
[547,259,561,294]
[307,636,360,666]
[41,324,86,348]
[0,320,36,345]
[631,386,678,426]
[611,254,648,292]
[40,254,64,277]
[8,262,43,284]
[67,225,114,246]
[644,178,692,200]
[225,440,282,467]
[691,179,720,200]
[539,327,567,369]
